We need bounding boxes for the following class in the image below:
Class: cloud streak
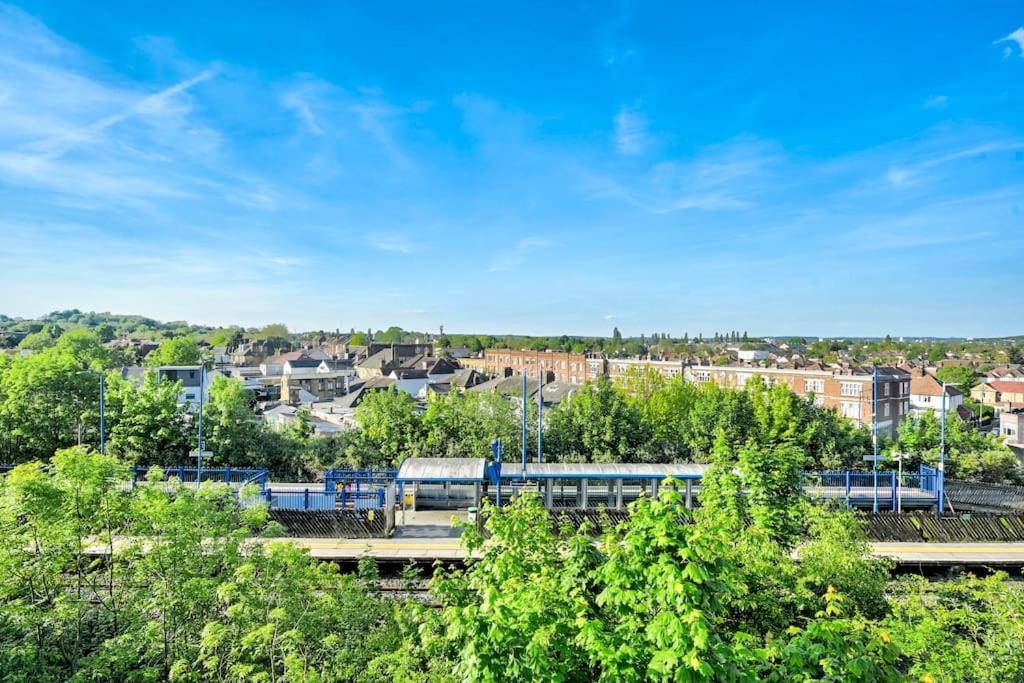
[613,106,649,156]
[487,237,554,272]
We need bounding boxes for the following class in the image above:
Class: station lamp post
[77,370,105,454]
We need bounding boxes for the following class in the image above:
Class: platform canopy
[497,462,711,480]
[396,457,488,483]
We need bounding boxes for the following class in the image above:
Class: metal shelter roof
[396,457,488,483]
[497,462,711,480]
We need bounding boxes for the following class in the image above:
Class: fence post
[225,465,231,483]
[304,488,309,510]
[341,486,347,509]
[265,488,272,505]
[890,473,896,511]
[131,466,138,489]
[179,464,186,482]
[377,488,385,509]
[844,471,851,509]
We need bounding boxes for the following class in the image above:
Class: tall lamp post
[537,361,544,464]
[872,367,879,513]
[938,381,960,514]
[78,370,105,454]
[197,365,205,482]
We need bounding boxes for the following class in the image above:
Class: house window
[883,403,890,417]
[840,382,861,397]
[884,383,890,397]
[840,401,861,420]
[804,379,825,394]
[694,371,711,382]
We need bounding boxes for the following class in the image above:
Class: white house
[908,370,964,416]
[389,368,430,397]
[156,365,217,411]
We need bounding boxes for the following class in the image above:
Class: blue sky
[1,2,1022,338]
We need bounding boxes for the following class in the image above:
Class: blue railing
[0,464,13,476]
[131,466,269,491]
[802,469,941,510]
[919,464,939,493]
[241,486,387,511]
[324,468,396,492]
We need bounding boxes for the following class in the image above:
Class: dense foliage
[891,410,1020,482]
[0,449,400,682]
[3,446,1024,681]
[379,439,1024,682]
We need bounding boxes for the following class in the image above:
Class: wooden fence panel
[269,509,388,538]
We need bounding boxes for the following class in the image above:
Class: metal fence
[131,466,269,490]
[324,468,397,492]
[802,465,940,510]
[241,487,387,511]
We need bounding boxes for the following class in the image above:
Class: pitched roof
[391,368,428,380]
[451,368,483,389]
[910,373,961,397]
[990,380,1024,393]
[427,358,460,376]
[285,355,321,368]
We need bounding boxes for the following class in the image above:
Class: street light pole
[939,381,947,514]
[537,362,544,464]
[872,367,879,513]
[78,370,105,454]
[521,372,527,476]
[197,365,205,482]
[99,373,105,455]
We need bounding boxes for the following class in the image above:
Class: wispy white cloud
[27,67,218,158]
[487,236,555,272]
[995,27,1024,57]
[613,106,649,156]
[586,137,784,213]
[280,81,324,135]
[603,314,616,320]
[923,94,948,109]
[366,233,421,254]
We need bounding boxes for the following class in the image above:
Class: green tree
[354,388,424,466]
[422,389,518,459]
[934,365,978,392]
[16,323,63,350]
[375,326,406,343]
[202,374,261,466]
[144,336,203,366]
[105,371,191,464]
[545,375,650,462]
[0,330,110,461]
